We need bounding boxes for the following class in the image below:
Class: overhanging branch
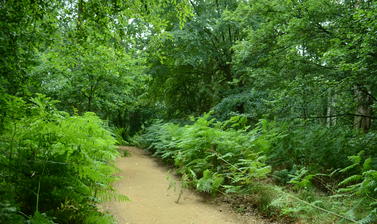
[299,113,376,120]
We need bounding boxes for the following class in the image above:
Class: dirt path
[102,146,268,224]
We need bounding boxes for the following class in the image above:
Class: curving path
[102,146,268,224]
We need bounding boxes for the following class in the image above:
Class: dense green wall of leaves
[1,0,376,223]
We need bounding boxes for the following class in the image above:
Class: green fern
[196,170,224,194]
[337,152,377,222]
[138,114,271,196]
[0,95,121,223]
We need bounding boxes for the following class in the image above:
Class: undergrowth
[133,113,377,224]
[0,95,125,224]
[134,113,271,195]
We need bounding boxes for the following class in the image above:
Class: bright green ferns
[0,95,124,224]
[136,113,271,195]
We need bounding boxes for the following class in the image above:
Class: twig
[35,161,47,213]
[176,188,183,204]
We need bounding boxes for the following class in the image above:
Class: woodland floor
[102,146,272,224]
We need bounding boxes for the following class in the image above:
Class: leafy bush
[211,90,270,124]
[261,121,366,172]
[0,95,123,223]
[136,113,271,194]
[260,121,377,222]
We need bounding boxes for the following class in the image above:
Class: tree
[146,0,242,117]
[31,41,146,116]
[230,0,376,130]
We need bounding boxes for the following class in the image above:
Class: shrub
[0,95,124,223]
[136,113,271,194]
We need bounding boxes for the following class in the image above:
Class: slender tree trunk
[354,86,373,133]
[326,89,336,127]
[88,95,92,111]
[77,0,83,28]
[88,85,94,112]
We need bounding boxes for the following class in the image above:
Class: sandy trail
[103,146,267,224]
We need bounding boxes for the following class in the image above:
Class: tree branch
[300,113,376,120]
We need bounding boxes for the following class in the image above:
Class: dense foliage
[135,114,271,194]
[1,0,377,223]
[134,0,377,223]
[135,117,377,223]
[0,95,123,223]
[0,0,191,223]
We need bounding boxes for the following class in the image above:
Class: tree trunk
[326,89,336,127]
[354,86,373,133]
